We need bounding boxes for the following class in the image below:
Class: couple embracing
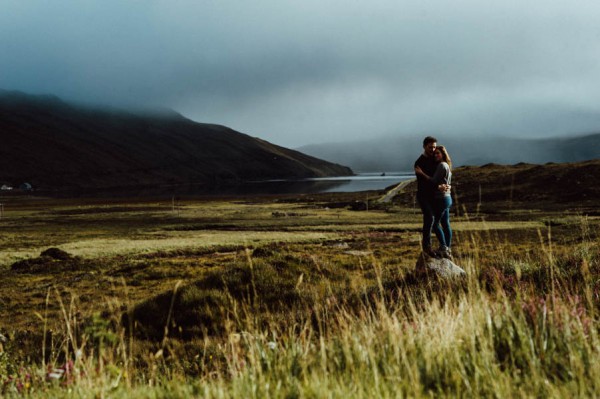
[414,136,453,260]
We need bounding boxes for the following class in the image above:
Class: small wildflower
[47,369,64,380]
[229,333,241,344]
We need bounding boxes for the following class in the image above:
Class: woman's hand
[438,184,451,193]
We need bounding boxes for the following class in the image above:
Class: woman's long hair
[436,146,452,170]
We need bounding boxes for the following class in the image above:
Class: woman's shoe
[439,248,453,260]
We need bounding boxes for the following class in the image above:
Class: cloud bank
[2,0,600,146]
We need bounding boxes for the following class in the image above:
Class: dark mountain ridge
[0,90,352,191]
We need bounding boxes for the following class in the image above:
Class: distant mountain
[298,134,600,172]
[0,90,352,191]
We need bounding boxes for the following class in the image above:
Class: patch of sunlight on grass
[288,220,542,232]
[289,223,420,231]
[0,250,42,268]
[56,230,339,258]
[452,220,543,231]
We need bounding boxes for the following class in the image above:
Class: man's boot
[423,246,439,258]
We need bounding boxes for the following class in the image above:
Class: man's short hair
[423,136,438,147]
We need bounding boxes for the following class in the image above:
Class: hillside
[0,90,352,192]
[391,160,600,213]
[298,134,600,172]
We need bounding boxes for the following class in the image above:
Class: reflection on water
[246,172,415,195]
[303,172,415,193]
[43,172,415,198]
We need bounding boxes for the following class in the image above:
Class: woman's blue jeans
[432,196,452,250]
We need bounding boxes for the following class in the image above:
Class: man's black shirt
[414,154,438,199]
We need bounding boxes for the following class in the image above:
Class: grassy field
[0,191,599,397]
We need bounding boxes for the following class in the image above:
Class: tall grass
[1,223,599,398]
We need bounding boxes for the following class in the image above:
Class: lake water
[39,172,415,198]
[244,172,415,195]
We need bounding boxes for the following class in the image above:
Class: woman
[414,146,453,259]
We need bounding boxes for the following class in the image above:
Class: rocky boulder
[415,253,466,278]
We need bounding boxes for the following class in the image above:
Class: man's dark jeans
[417,193,434,250]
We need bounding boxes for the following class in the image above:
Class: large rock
[415,253,466,278]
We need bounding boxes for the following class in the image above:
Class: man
[414,136,441,257]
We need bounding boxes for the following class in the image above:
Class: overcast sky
[2,0,600,147]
